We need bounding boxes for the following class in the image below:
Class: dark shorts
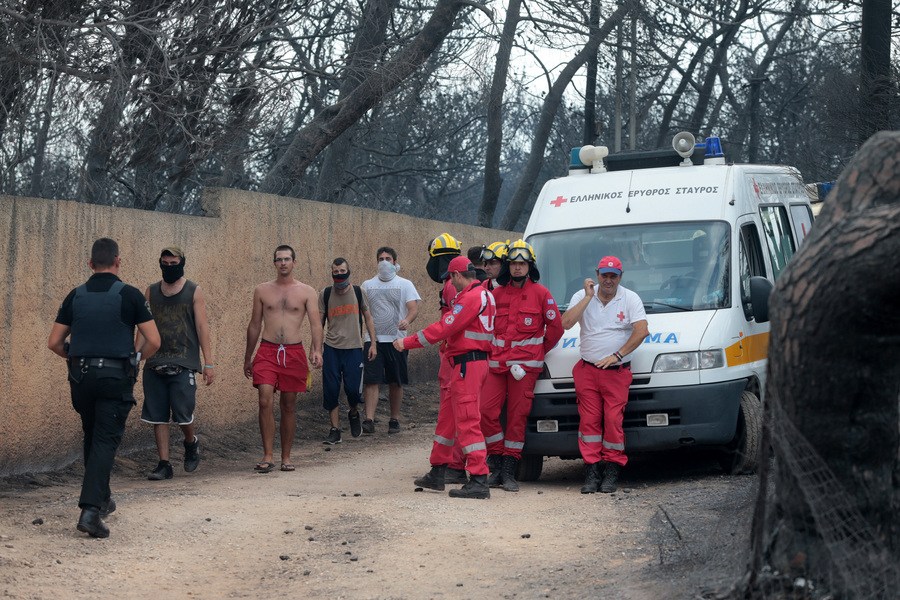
[322,344,364,411]
[363,341,408,386]
[252,341,310,393]
[141,368,197,425]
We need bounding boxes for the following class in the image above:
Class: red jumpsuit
[481,279,563,458]
[438,279,465,470]
[403,281,496,475]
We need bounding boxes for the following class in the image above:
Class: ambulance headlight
[652,350,725,372]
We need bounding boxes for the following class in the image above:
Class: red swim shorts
[252,340,311,392]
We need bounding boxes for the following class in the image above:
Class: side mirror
[748,276,774,323]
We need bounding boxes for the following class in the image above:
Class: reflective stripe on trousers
[573,360,631,466]
[429,360,489,475]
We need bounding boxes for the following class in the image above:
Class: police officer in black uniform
[48,238,160,538]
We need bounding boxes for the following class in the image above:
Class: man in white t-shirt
[561,256,649,494]
[360,246,422,434]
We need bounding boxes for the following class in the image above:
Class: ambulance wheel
[517,454,543,481]
[718,391,762,475]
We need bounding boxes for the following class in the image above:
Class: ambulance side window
[739,225,766,321]
[759,205,796,280]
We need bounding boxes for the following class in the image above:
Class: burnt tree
[749,131,900,597]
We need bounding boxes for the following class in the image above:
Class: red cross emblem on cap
[617,311,625,322]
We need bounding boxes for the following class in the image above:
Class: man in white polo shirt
[561,256,649,494]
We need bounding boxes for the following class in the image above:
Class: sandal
[280,463,295,472]
[254,461,275,473]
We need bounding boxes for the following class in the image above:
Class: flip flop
[254,461,275,473]
[280,463,296,472]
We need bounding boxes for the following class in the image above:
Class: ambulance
[518,133,814,480]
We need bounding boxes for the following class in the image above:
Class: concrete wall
[0,189,515,476]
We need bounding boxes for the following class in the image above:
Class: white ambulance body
[518,135,814,480]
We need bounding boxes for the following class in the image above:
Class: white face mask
[378,260,397,281]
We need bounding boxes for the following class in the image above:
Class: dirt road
[1,383,755,599]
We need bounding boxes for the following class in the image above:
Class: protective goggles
[506,246,535,262]
[481,246,507,261]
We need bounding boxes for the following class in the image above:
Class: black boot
[448,474,490,499]
[581,462,602,494]
[444,467,467,484]
[486,455,503,488]
[76,507,109,538]
[414,464,447,491]
[600,462,620,493]
[99,497,116,519]
[501,455,520,492]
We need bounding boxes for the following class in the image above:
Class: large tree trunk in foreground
[747,131,900,598]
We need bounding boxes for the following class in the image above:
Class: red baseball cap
[441,256,475,280]
[597,256,623,275]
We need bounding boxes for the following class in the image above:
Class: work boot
[99,497,116,519]
[76,507,109,538]
[501,455,520,492]
[600,462,621,493]
[444,467,467,484]
[414,464,447,491]
[486,454,503,488]
[148,460,174,481]
[580,462,602,494]
[183,435,200,472]
[448,474,490,499]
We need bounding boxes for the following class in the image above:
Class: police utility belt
[72,357,127,370]
[452,351,488,366]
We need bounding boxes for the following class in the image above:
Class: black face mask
[333,270,350,290]
[160,258,185,284]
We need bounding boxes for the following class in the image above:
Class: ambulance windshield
[528,221,730,313]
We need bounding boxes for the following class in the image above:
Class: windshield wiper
[643,301,693,312]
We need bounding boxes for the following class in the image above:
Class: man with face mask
[318,258,377,444]
[138,246,214,481]
[360,247,421,434]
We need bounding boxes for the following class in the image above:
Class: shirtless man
[244,245,324,473]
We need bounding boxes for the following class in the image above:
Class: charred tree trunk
[476,0,521,228]
[314,0,399,205]
[260,0,488,193]
[498,2,629,231]
[859,0,892,143]
[749,131,900,598]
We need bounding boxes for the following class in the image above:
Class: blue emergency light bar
[704,137,724,158]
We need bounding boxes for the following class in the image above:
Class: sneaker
[323,427,342,445]
[349,411,362,438]
[148,460,173,480]
[183,435,200,472]
[388,418,400,434]
[362,419,375,434]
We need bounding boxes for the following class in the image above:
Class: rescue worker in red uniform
[481,240,564,491]
[424,233,468,485]
[562,256,649,493]
[395,256,496,499]
[480,241,508,292]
